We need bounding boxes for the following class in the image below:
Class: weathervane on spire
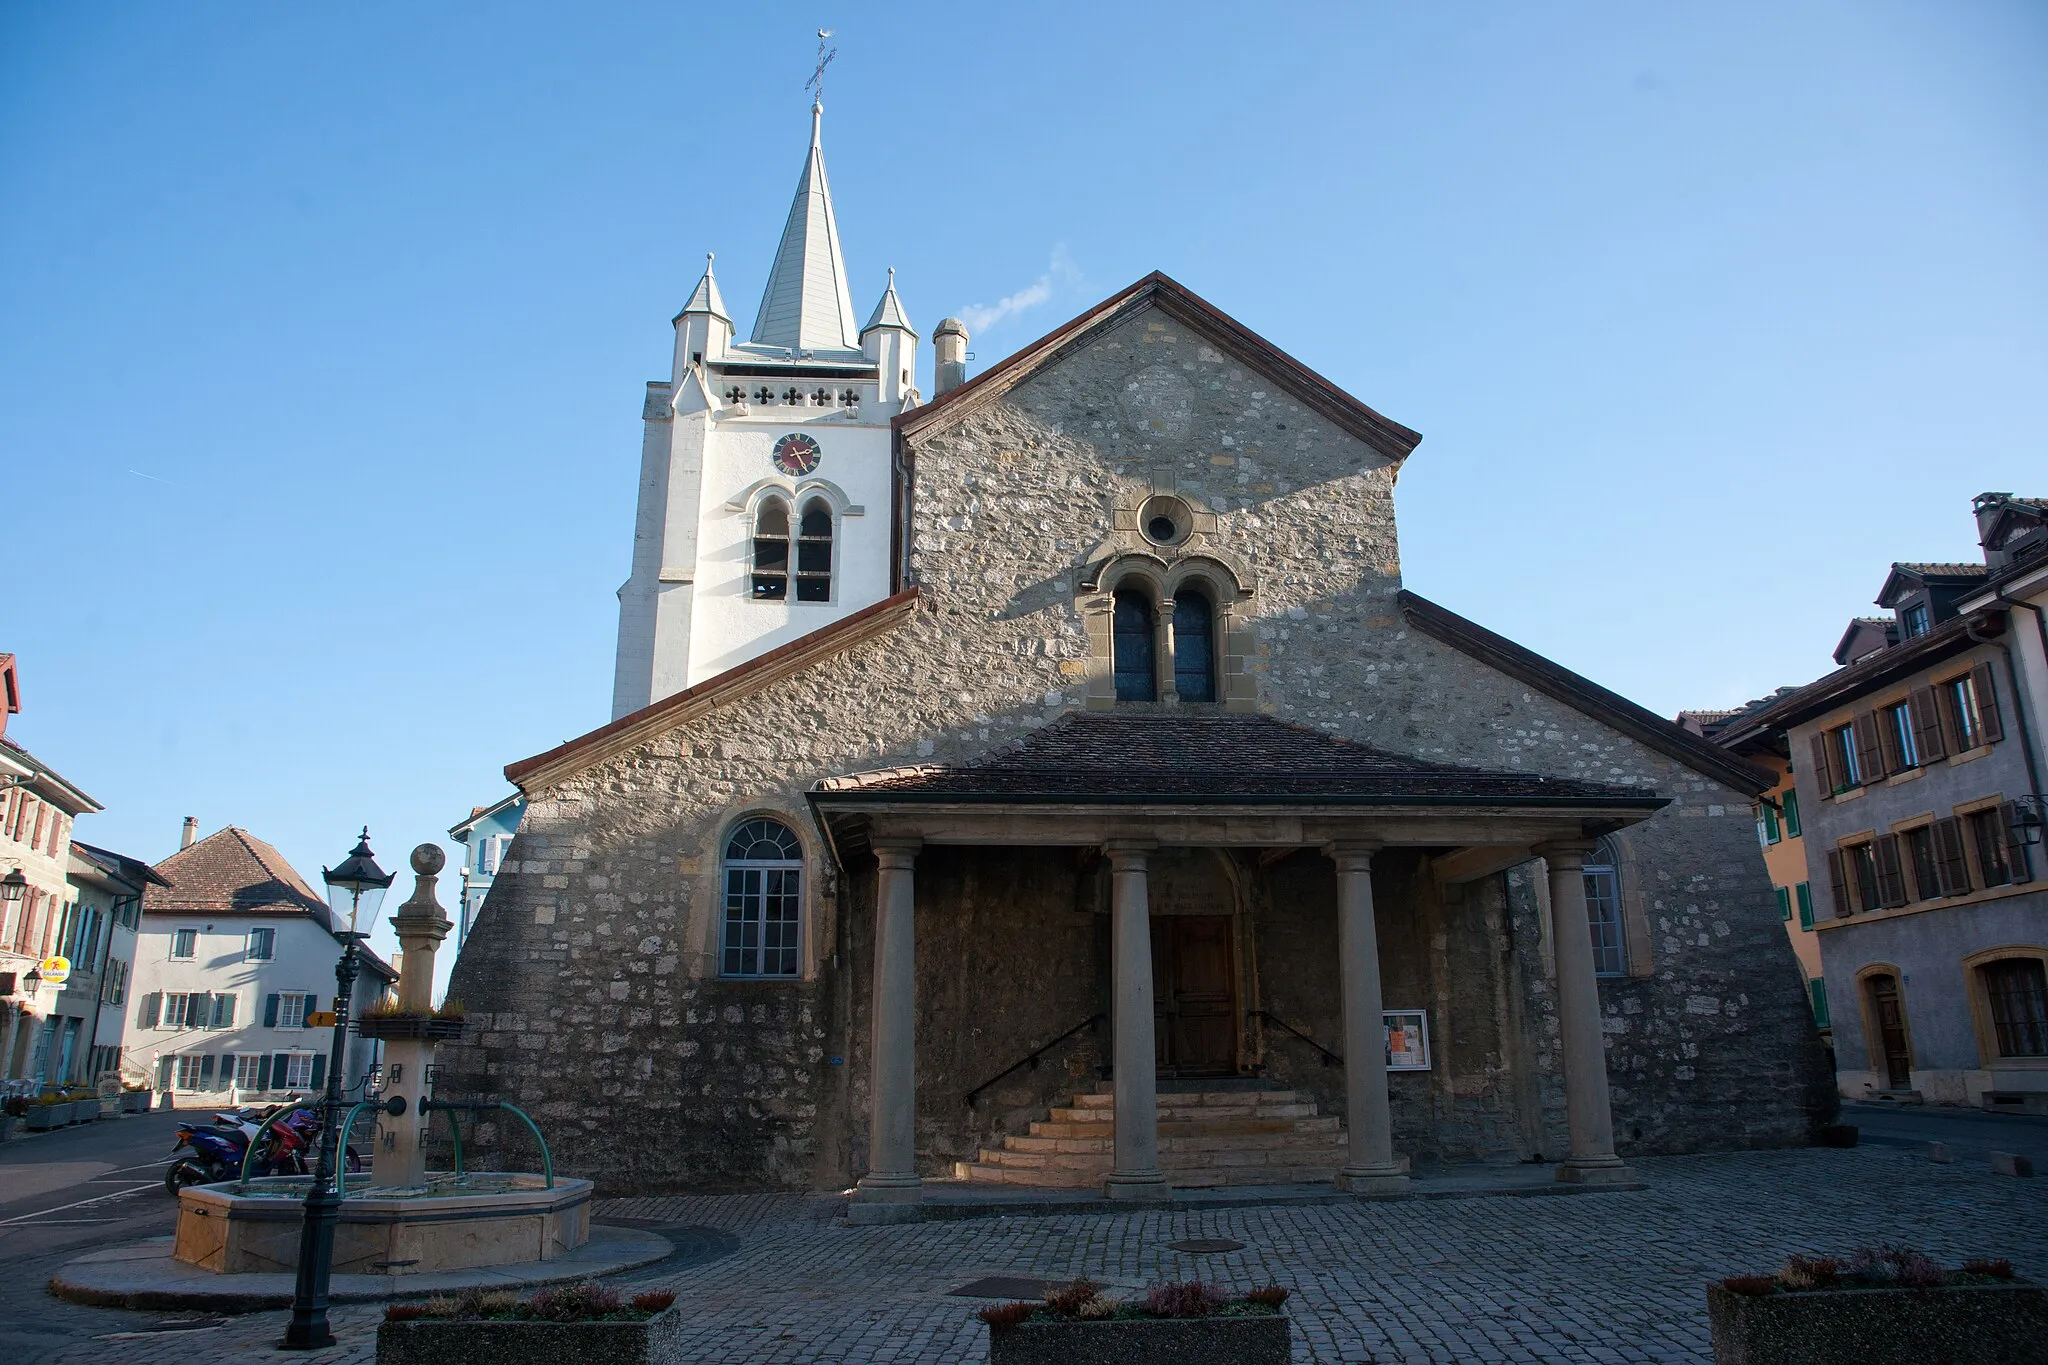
[806,29,836,107]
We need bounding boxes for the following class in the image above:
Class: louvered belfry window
[722,819,803,978]
[751,498,791,600]
[795,499,834,603]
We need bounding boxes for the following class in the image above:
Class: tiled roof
[1892,562,1987,578]
[143,826,333,922]
[813,713,1662,806]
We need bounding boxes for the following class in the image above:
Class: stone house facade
[441,274,1834,1201]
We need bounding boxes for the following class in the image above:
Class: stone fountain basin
[173,1172,591,1276]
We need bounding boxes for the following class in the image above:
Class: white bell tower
[611,102,920,719]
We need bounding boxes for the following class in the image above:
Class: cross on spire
[806,29,836,108]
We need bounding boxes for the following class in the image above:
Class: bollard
[1990,1151,2034,1178]
[1927,1141,1953,1164]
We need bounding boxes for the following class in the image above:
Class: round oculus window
[1138,495,1192,547]
[771,432,823,476]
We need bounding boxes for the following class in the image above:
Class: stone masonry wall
[441,297,1832,1191]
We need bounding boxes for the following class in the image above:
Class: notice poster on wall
[1384,1009,1430,1071]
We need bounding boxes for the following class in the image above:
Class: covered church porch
[808,714,1667,1220]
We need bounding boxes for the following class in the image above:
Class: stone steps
[959,1086,1348,1191]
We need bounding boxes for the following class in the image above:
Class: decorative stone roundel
[771,432,823,476]
[1139,494,1193,547]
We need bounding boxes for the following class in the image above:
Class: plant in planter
[377,1283,678,1365]
[979,1277,1290,1365]
[24,1094,70,1130]
[1707,1246,2048,1365]
[356,997,469,1042]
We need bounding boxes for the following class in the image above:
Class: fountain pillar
[372,845,452,1190]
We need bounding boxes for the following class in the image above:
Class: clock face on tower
[771,432,822,476]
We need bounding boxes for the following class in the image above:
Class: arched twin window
[1111,585,1217,704]
[721,818,802,977]
[750,496,834,602]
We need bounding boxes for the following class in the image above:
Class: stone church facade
[442,113,1833,1205]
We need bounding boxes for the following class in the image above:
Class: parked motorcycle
[162,1101,362,1194]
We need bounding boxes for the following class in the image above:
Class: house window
[1847,841,1881,912]
[1794,881,1815,930]
[233,1054,265,1089]
[1809,978,1831,1028]
[795,498,833,603]
[1829,724,1862,790]
[163,992,202,1029]
[1884,702,1918,771]
[209,993,236,1029]
[1171,590,1216,703]
[1901,602,1930,638]
[1782,790,1801,837]
[277,993,309,1029]
[720,818,803,978]
[1902,826,1938,900]
[1946,675,1982,750]
[246,927,275,961]
[1967,808,2013,888]
[280,1053,315,1088]
[1981,958,2048,1057]
[1112,590,1157,703]
[750,497,790,600]
[1758,801,1781,846]
[171,928,197,959]
[173,1054,208,1091]
[1583,854,1626,977]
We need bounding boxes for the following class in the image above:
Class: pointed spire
[749,104,860,353]
[862,266,917,337]
[678,251,729,322]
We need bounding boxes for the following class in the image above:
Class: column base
[853,1173,923,1202]
[1102,1172,1173,1202]
[1555,1157,1641,1188]
[1335,1164,1412,1197]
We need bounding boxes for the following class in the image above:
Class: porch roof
[811,713,1666,809]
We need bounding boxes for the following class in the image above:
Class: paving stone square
[43,1145,2048,1364]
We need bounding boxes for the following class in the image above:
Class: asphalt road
[0,1109,207,1362]
[1843,1099,2048,1165]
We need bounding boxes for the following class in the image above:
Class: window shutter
[1852,712,1885,783]
[157,1056,172,1090]
[1909,687,1947,761]
[1776,887,1791,921]
[264,993,279,1027]
[1933,817,1972,896]
[309,1055,326,1090]
[1971,662,2004,743]
[304,995,319,1026]
[1874,835,1907,907]
[1826,849,1850,917]
[1809,733,1835,799]
[139,992,161,1029]
[1935,680,1966,754]
[2005,802,2034,885]
[1809,978,1831,1028]
[1796,882,1815,929]
[273,1052,290,1087]
[199,1055,215,1083]
[1878,706,1907,774]
[255,1054,271,1090]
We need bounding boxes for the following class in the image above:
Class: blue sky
[3,3,2044,966]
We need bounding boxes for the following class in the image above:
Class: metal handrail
[422,1098,554,1187]
[1250,1009,1342,1067]
[965,1013,1104,1108]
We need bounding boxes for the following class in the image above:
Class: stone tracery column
[1104,839,1170,1200]
[1537,840,1638,1186]
[853,838,924,1218]
[1326,842,1409,1194]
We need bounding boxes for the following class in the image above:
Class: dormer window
[1902,602,1930,638]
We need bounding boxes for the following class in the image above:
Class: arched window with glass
[1583,841,1627,977]
[751,498,790,600]
[721,818,803,977]
[1172,589,1216,703]
[795,498,834,602]
[1113,590,1157,702]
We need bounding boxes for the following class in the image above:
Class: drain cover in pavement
[1167,1237,1245,1253]
[950,1275,1053,1299]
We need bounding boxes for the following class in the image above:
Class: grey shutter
[157,1056,173,1090]
[1874,835,1907,907]
[1876,706,1903,774]
[256,1054,272,1090]
[1910,687,1948,761]
[1971,662,2005,743]
[2005,801,2034,885]
[1827,849,1850,917]
[1933,817,1972,896]
[272,1052,290,1087]
[1852,712,1885,784]
[309,1055,325,1090]
[198,1055,214,1083]
[1809,733,1835,799]
[139,992,161,1029]
[264,993,279,1027]
[1936,680,1966,754]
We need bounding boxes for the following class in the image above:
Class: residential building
[128,823,396,1104]
[448,792,524,953]
[1719,496,2047,1112]
[0,652,110,1088]
[435,102,1835,1199]
[64,842,166,1083]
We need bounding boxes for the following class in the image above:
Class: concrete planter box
[1706,1282,2048,1364]
[121,1090,151,1114]
[376,1306,680,1365]
[24,1102,70,1130]
[988,1314,1290,1365]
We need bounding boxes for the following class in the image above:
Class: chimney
[933,317,969,396]
[180,816,198,850]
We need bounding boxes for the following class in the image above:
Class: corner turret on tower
[862,268,918,406]
[674,253,733,383]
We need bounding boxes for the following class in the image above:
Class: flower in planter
[1776,1255,1842,1291]
[1720,1275,1778,1297]
[1145,1281,1227,1318]
[977,1302,1037,1328]
[1965,1259,2017,1280]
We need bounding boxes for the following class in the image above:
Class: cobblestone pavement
[36,1145,2048,1364]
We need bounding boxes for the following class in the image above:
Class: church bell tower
[610,101,920,719]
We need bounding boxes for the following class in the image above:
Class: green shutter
[1763,803,1782,843]
[1776,887,1792,921]
[1783,791,1802,837]
[1809,978,1831,1028]
[1795,882,1815,929]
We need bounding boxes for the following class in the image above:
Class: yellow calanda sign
[37,955,70,986]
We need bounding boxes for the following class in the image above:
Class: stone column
[1537,841,1637,1186]
[1104,840,1170,1200]
[852,838,923,1222]
[371,845,453,1190]
[1157,596,1178,704]
[1327,842,1409,1194]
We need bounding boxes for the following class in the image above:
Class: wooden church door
[1152,915,1238,1075]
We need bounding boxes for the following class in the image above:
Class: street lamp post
[280,828,393,1351]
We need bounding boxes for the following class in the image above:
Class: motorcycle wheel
[164,1158,210,1195]
[345,1148,364,1174]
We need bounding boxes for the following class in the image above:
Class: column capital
[1533,838,1599,869]
[1322,840,1383,870]
[870,837,922,869]
[1102,838,1157,868]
